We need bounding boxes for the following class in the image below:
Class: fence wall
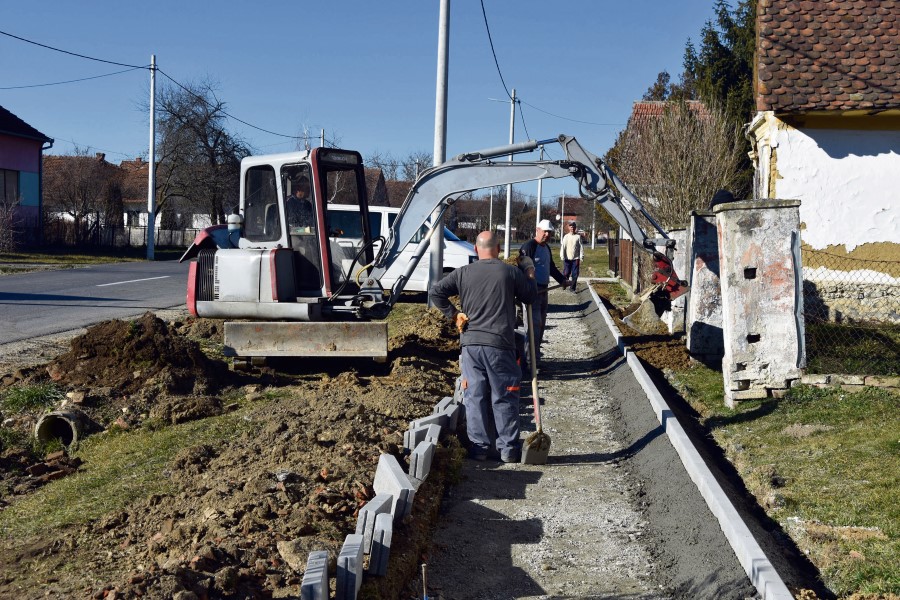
[37,223,200,249]
[802,248,900,376]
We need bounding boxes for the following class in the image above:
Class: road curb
[587,281,793,600]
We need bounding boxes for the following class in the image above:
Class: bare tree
[366,150,399,181]
[154,79,249,226]
[43,149,123,244]
[400,151,432,182]
[610,101,743,229]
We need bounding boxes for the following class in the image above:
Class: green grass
[1,383,63,413]
[0,247,184,265]
[580,244,610,278]
[806,321,900,376]
[671,364,900,596]
[0,400,254,539]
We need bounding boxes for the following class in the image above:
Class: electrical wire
[157,68,312,141]
[520,100,624,127]
[479,0,512,101]
[0,29,146,69]
[0,66,145,90]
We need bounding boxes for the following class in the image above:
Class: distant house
[748,0,900,258]
[0,105,53,241]
[364,168,389,207]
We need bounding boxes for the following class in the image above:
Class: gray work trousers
[461,345,521,454]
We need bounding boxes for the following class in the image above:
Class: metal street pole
[428,0,450,306]
[503,88,516,258]
[535,144,544,226]
[146,54,156,261]
[488,187,493,231]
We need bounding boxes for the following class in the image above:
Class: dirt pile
[0,308,463,599]
[591,284,691,372]
[47,312,227,397]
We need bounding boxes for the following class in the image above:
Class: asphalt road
[0,261,190,344]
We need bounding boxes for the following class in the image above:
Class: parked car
[325,204,476,292]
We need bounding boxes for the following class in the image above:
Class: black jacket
[519,238,567,286]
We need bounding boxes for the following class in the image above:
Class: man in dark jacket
[430,231,537,463]
[519,219,569,366]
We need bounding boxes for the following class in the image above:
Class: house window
[0,169,19,204]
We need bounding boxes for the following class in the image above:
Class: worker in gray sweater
[429,231,537,463]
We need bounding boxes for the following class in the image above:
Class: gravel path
[425,286,758,600]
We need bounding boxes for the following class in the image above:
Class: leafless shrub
[0,198,19,252]
[614,102,744,229]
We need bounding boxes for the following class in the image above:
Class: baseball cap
[537,219,554,232]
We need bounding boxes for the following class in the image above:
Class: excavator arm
[355,134,686,319]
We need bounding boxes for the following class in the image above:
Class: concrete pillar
[715,200,806,407]
[661,229,687,334]
[685,211,724,363]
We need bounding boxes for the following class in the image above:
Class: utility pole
[428,0,450,306]
[488,187,493,231]
[535,145,544,226]
[146,54,156,261]
[503,88,516,258]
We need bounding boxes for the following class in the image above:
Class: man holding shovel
[430,231,537,463]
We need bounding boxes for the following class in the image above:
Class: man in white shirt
[559,221,583,293]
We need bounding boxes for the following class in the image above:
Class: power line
[0,29,146,69]
[479,0,512,101]
[0,67,145,90]
[156,69,312,141]
[519,100,624,127]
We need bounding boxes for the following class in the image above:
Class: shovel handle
[524,303,543,433]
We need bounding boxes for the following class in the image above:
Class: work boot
[501,448,521,463]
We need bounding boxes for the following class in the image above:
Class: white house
[748,0,900,323]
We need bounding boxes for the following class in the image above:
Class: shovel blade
[522,431,551,464]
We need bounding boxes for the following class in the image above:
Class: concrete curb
[587,281,793,600]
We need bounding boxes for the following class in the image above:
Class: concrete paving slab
[373,453,416,519]
[367,512,394,576]
[336,534,364,600]
[354,493,393,553]
[300,550,328,600]
[410,440,436,480]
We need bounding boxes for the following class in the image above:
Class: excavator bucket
[621,287,671,335]
[620,252,688,335]
[223,321,388,362]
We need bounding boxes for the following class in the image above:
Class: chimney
[95,152,106,161]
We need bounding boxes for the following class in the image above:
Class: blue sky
[1,1,720,201]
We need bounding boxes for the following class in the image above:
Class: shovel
[522,303,551,464]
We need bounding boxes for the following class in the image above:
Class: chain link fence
[803,248,900,376]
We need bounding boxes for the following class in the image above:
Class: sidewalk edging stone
[587,279,793,600]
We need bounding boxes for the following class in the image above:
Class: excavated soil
[0,307,463,599]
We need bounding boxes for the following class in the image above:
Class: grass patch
[671,365,900,596]
[806,321,900,376]
[0,404,254,539]
[580,244,610,278]
[1,383,64,413]
[0,247,184,266]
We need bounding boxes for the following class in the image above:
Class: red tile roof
[628,101,709,128]
[756,0,900,112]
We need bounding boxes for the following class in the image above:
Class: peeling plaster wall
[767,122,900,252]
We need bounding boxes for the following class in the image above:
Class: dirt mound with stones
[47,312,227,397]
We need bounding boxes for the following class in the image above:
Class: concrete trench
[422,283,775,600]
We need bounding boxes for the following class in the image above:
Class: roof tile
[757,1,900,112]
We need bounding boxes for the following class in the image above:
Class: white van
[325,204,476,292]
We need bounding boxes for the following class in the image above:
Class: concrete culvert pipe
[34,411,84,449]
